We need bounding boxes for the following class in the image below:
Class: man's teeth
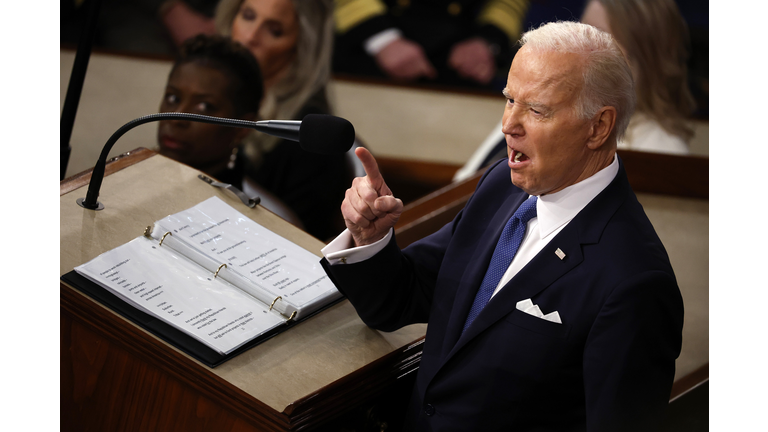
[514,152,523,162]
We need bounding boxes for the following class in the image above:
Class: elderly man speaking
[321,21,683,432]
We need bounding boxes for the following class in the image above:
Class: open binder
[61,197,343,367]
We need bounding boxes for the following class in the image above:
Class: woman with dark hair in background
[157,34,264,188]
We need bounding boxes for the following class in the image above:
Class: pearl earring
[227,147,238,170]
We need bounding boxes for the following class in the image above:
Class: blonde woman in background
[215,0,349,240]
[581,0,697,155]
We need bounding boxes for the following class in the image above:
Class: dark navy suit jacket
[321,158,684,431]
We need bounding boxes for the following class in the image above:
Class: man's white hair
[520,21,636,141]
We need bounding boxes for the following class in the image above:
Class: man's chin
[510,174,527,190]
[510,175,541,196]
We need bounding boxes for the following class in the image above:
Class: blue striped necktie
[463,196,538,333]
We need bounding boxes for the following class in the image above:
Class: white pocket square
[516,299,562,324]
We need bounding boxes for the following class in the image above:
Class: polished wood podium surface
[60,148,427,431]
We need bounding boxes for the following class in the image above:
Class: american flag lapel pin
[555,248,566,260]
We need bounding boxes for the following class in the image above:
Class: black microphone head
[298,114,356,155]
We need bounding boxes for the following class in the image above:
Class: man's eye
[531,108,541,114]
[164,94,178,105]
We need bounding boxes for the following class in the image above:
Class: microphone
[253,113,356,155]
[77,113,356,210]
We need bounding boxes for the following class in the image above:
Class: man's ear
[587,106,617,150]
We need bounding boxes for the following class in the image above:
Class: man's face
[502,47,599,196]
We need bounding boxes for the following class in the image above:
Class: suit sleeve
[320,159,505,331]
[320,217,455,331]
[582,270,684,431]
[475,0,529,48]
[334,0,529,50]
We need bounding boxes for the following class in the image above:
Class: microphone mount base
[77,197,104,211]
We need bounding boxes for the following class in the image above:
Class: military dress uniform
[333,0,529,88]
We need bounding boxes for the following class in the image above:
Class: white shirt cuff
[364,28,403,55]
[321,228,393,265]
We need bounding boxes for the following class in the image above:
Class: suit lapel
[436,161,631,371]
[439,192,527,358]
[442,223,585,361]
[456,227,584,347]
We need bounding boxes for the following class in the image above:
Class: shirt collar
[534,154,619,240]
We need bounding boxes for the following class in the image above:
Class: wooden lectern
[60,148,427,431]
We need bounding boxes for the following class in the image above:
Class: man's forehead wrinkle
[506,47,585,112]
[507,74,556,109]
[530,71,581,107]
[525,47,585,81]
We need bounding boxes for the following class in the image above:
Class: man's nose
[502,107,524,136]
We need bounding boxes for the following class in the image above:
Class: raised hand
[342,147,404,247]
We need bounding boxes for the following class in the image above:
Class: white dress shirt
[364,29,403,55]
[322,155,619,298]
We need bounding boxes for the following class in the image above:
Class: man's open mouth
[513,150,529,163]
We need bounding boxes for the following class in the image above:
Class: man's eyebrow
[502,89,550,111]
[527,101,550,111]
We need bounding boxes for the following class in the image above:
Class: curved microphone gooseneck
[77,113,355,210]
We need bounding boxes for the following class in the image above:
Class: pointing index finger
[355,147,389,194]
